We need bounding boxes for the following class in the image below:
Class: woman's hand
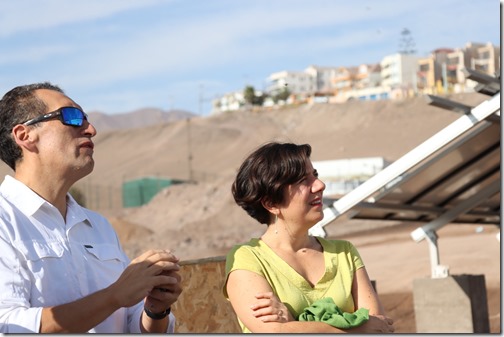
[250,292,294,323]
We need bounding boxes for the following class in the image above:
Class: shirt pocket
[83,244,127,263]
[82,244,128,284]
[13,240,68,295]
[15,240,65,261]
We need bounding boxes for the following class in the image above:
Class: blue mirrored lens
[61,107,86,126]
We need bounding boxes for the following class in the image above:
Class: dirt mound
[108,216,153,244]
[100,93,490,261]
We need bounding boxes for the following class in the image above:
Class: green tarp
[122,177,185,207]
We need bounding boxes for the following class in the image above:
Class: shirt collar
[0,175,92,227]
[66,193,93,228]
[0,175,46,216]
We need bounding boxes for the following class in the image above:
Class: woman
[223,142,394,333]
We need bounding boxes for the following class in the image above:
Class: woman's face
[280,159,325,227]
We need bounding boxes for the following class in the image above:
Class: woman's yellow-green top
[223,237,364,333]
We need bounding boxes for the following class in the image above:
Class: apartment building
[267,65,342,100]
[354,63,382,89]
[211,91,244,114]
[471,42,500,75]
[329,63,384,102]
[417,48,454,95]
[331,66,356,95]
[304,65,338,93]
[381,53,419,90]
[266,70,315,96]
[446,42,500,92]
[212,41,499,112]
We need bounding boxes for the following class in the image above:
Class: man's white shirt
[0,175,175,333]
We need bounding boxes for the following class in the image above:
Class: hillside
[67,91,489,260]
[0,92,494,257]
[0,92,490,220]
[87,107,195,132]
[82,92,487,189]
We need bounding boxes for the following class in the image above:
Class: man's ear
[11,124,37,150]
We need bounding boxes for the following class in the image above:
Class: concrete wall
[413,274,490,333]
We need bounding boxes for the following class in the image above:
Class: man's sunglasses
[22,107,88,127]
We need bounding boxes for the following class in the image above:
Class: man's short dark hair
[0,82,63,170]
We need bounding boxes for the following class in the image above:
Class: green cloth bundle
[298,297,369,329]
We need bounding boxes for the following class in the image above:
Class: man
[0,82,182,333]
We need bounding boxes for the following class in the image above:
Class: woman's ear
[261,198,279,214]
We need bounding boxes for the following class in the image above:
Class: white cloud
[0,0,166,37]
[0,45,72,64]
[0,0,499,115]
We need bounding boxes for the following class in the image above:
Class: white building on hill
[380,53,419,95]
[211,41,500,112]
[211,91,244,114]
[313,157,390,197]
[267,70,315,96]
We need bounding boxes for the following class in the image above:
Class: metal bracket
[411,227,450,278]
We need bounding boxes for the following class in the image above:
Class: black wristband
[144,307,171,320]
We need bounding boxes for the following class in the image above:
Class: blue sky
[0,0,500,115]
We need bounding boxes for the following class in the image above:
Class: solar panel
[309,68,500,277]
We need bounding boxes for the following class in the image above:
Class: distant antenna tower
[398,28,416,55]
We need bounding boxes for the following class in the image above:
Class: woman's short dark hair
[231,142,312,225]
[0,82,63,170]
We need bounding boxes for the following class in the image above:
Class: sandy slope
[86,92,492,260]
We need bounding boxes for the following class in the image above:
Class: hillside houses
[211,41,500,114]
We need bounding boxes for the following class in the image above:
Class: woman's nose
[314,178,325,192]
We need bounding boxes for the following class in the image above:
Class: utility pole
[168,95,174,111]
[198,83,204,115]
[198,83,215,115]
[186,118,193,182]
[442,62,448,93]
